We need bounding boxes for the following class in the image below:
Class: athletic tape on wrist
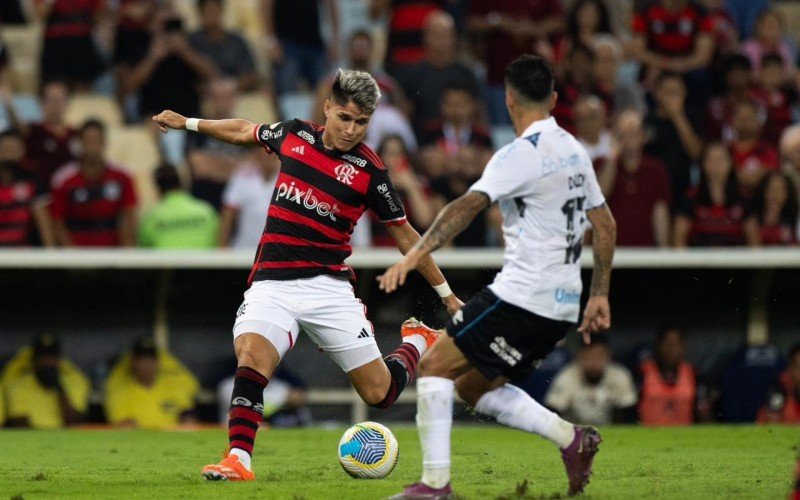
[185,118,200,132]
[433,281,452,298]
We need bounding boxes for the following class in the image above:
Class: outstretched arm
[385,221,463,314]
[377,190,489,293]
[578,204,616,343]
[152,109,259,146]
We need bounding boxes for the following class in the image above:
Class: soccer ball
[338,421,399,479]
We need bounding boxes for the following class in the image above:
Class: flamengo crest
[335,163,358,185]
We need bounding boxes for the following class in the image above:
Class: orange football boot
[201,453,255,481]
[401,317,442,348]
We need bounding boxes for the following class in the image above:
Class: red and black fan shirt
[250,119,407,283]
[50,163,137,247]
[632,1,713,56]
[0,169,49,246]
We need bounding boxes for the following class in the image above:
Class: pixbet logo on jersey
[275,182,339,221]
[335,163,358,185]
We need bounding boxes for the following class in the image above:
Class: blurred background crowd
[0,0,799,429]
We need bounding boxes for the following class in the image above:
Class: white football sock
[229,448,252,470]
[475,383,575,449]
[403,334,428,356]
[416,376,455,488]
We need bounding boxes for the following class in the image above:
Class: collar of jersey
[520,116,559,138]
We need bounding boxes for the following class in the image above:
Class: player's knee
[418,350,448,378]
[361,384,389,407]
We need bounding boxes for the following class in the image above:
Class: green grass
[0,425,796,499]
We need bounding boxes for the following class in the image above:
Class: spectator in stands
[34,0,107,89]
[598,110,671,247]
[638,326,706,426]
[217,367,311,428]
[370,135,435,246]
[219,148,279,250]
[699,0,740,67]
[0,130,55,246]
[0,40,10,90]
[645,72,704,208]
[591,35,646,116]
[397,11,481,135]
[370,0,443,73]
[188,78,248,210]
[2,81,79,185]
[725,0,770,40]
[758,343,800,424]
[552,43,595,134]
[551,0,612,69]
[729,99,779,196]
[262,0,340,95]
[704,54,753,143]
[138,163,219,249]
[631,0,715,109]
[113,0,157,122]
[574,95,612,166]
[780,127,800,219]
[189,0,258,92]
[4,334,89,429]
[51,119,137,247]
[740,8,797,79]
[751,54,797,148]
[126,9,217,121]
[418,81,493,179]
[311,30,415,151]
[105,337,199,429]
[674,142,745,247]
[467,0,564,124]
[545,334,638,426]
[743,171,799,246]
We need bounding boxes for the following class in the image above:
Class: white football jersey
[469,116,605,322]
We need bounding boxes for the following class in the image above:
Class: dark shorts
[446,287,571,381]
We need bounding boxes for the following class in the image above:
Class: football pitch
[0,425,796,499]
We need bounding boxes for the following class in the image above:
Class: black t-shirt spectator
[274,0,324,47]
[644,112,701,207]
[139,54,202,118]
[188,31,256,80]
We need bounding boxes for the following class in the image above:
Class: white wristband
[185,118,200,132]
[433,281,453,298]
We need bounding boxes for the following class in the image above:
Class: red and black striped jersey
[0,168,49,246]
[249,119,407,283]
[51,163,137,247]
[632,1,713,56]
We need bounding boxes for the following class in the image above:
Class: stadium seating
[66,94,124,128]
[2,24,43,93]
[106,126,161,212]
[234,92,278,124]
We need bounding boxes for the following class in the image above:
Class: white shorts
[233,275,382,372]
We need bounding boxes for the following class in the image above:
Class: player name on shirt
[249,119,407,283]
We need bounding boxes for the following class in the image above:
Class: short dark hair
[580,333,610,350]
[442,81,478,100]
[80,118,106,136]
[655,324,684,346]
[154,163,182,194]
[0,129,23,143]
[504,54,555,104]
[761,52,784,68]
[723,54,752,74]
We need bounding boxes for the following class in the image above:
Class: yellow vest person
[3,335,89,429]
[105,337,199,429]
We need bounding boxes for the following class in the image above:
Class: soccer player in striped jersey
[153,69,462,481]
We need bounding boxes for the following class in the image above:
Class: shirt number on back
[561,196,586,264]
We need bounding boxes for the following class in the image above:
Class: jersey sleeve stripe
[381,215,407,226]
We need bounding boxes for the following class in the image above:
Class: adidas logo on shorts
[357,328,371,339]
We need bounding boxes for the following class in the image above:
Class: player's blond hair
[331,69,381,115]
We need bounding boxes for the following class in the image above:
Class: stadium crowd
[0,0,799,249]
[0,0,798,429]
